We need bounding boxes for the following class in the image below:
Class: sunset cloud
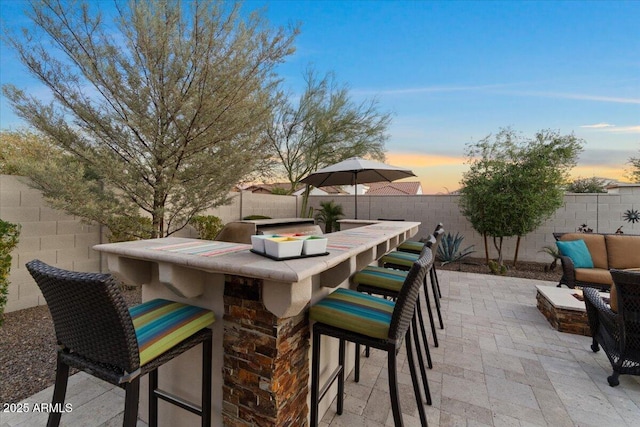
[580,123,615,128]
[603,126,640,133]
[579,124,640,133]
[385,150,633,194]
[385,152,466,168]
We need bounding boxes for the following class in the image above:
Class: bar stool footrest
[153,389,203,416]
[319,365,344,402]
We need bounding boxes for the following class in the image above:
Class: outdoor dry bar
[93,220,420,426]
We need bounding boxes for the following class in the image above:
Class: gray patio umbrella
[300,157,416,219]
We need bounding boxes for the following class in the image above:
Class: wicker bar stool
[309,248,434,427]
[26,260,214,427]
[381,226,445,334]
[353,237,437,403]
[397,222,444,298]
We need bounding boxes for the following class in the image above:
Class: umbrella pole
[354,171,358,219]
[355,183,358,219]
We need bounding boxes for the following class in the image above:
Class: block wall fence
[2,174,639,313]
[307,185,640,266]
[0,175,299,313]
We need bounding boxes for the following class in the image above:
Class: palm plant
[437,232,475,268]
[314,201,344,233]
[539,245,561,271]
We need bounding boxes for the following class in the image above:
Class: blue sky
[1,1,639,193]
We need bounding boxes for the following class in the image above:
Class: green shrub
[437,232,475,266]
[190,215,225,240]
[242,215,272,220]
[270,187,289,195]
[107,215,154,242]
[488,259,508,275]
[0,219,20,326]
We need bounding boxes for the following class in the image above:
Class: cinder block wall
[1,176,299,312]
[0,175,103,312]
[3,173,638,313]
[309,186,640,264]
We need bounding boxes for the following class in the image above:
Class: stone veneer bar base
[223,275,309,426]
[536,286,591,336]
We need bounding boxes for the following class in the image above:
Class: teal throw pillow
[556,239,594,268]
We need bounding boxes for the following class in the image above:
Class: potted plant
[314,201,344,233]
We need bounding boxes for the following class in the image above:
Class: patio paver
[3,270,639,426]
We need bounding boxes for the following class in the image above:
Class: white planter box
[251,234,277,253]
[264,237,304,258]
[301,236,328,255]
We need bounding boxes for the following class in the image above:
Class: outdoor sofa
[554,232,640,311]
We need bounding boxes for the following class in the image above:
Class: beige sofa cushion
[605,235,640,269]
[560,233,608,269]
[575,268,613,287]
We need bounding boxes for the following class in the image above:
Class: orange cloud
[385,152,466,168]
[386,151,632,194]
[384,151,468,194]
[570,165,630,182]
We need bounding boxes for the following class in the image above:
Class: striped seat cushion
[381,251,419,269]
[130,299,215,366]
[309,288,395,339]
[397,240,425,254]
[353,266,407,293]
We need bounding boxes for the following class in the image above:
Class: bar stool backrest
[387,247,433,348]
[610,269,640,352]
[26,259,140,374]
[432,227,445,251]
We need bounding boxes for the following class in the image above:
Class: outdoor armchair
[584,269,640,387]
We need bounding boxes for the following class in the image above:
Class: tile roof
[365,181,422,195]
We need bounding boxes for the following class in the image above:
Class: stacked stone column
[223,275,309,426]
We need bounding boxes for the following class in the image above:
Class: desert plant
[539,245,561,271]
[271,187,289,195]
[488,260,507,275]
[0,219,20,325]
[107,215,154,243]
[314,201,344,233]
[460,128,583,269]
[3,1,297,238]
[190,215,225,240]
[565,177,608,193]
[437,232,475,267]
[577,223,593,233]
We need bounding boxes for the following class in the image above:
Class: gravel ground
[0,287,141,404]
[0,260,562,404]
[438,257,563,283]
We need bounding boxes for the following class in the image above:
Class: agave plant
[437,232,475,266]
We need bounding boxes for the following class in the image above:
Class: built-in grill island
[214,218,322,244]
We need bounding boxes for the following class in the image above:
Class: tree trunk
[513,236,521,267]
[493,236,503,266]
[299,185,311,217]
[484,233,489,264]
